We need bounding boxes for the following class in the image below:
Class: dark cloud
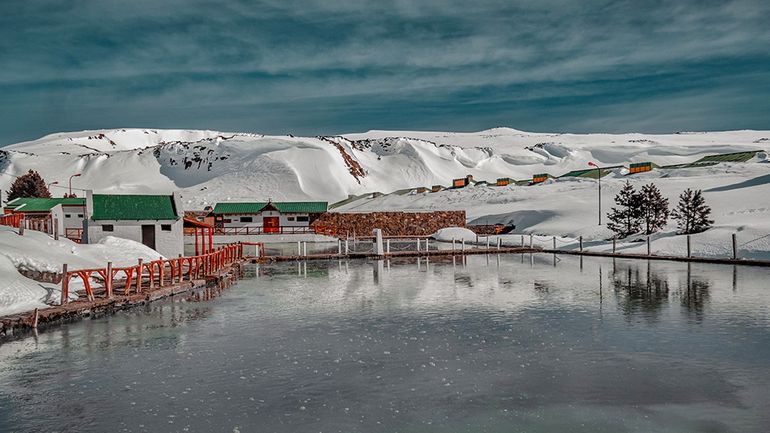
[0,0,769,144]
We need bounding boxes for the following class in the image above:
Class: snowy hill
[1,127,768,212]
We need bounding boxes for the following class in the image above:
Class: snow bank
[431,227,478,242]
[0,227,164,316]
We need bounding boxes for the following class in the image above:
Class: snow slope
[1,128,767,210]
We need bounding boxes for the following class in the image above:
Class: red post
[60,264,69,305]
[195,228,199,256]
[208,227,214,253]
[106,262,113,298]
[137,259,143,292]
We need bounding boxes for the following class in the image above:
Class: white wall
[87,219,183,258]
[220,211,312,228]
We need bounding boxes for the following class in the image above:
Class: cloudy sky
[1,0,769,144]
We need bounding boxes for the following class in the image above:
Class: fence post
[19,216,25,236]
[106,262,113,298]
[53,218,59,240]
[345,239,349,255]
[487,237,490,250]
[425,238,429,252]
[178,254,184,282]
[303,241,307,257]
[529,234,533,249]
[461,239,466,252]
[297,241,301,256]
[579,236,583,252]
[416,238,421,252]
[647,235,651,256]
[338,239,342,255]
[137,259,143,292]
[612,236,616,254]
[60,264,69,305]
[732,233,737,260]
[386,238,391,254]
[497,238,501,250]
[452,238,456,251]
[553,236,556,250]
[686,235,691,258]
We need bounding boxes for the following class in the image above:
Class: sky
[1,0,769,145]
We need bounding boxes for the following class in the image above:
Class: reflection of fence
[60,243,249,305]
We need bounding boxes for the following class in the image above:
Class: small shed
[452,175,474,188]
[496,178,515,186]
[4,197,86,241]
[531,173,553,184]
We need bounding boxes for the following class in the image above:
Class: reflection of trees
[611,261,669,321]
[680,264,711,321]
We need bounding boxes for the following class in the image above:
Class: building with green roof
[4,197,88,242]
[85,191,184,258]
[211,201,328,234]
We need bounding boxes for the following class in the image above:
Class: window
[240,217,253,223]
[161,224,172,231]
[102,224,114,232]
[77,214,84,218]
[296,216,309,222]
[65,214,72,218]
[287,216,295,221]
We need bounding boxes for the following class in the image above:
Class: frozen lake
[1,254,769,432]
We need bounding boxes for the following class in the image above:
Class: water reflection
[611,260,670,321]
[0,255,768,433]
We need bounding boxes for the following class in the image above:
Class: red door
[263,217,280,234]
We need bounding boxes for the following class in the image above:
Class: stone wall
[312,211,466,237]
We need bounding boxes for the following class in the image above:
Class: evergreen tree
[5,170,51,202]
[671,188,713,234]
[639,183,669,234]
[607,181,643,238]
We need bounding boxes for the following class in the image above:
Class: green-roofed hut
[85,191,184,257]
[4,197,87,242]
[211,201,328,235]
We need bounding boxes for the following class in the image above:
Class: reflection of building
[4,197,86,242]
[211,201,328,235]
[84,191,184,258]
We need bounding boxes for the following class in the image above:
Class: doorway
[263,217,280,234]
[141,225,156,250]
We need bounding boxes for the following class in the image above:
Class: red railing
[60,243,250,305]
[64,228,83,243]
[0,213,23,228]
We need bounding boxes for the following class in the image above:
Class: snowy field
[1,127,769,315]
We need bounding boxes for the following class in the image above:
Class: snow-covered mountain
[1,127,767,211]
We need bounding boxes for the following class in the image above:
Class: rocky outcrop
[312,211,465,237]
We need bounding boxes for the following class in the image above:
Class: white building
[211,201,328,235]
[85,191,184,258]
[4,197,87,242]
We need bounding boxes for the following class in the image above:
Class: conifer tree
[607,181,643,238]
[5,170,51,202]
[639,183,669,234]
[671,188,713,234]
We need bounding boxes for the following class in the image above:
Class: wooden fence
[60,243,250,305]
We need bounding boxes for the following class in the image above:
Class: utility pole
[588,162,602,225]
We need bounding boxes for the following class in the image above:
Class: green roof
[693,150,762,164]
[213,201,328,214]
[5,197,85,212]
[559,165,623,179]
[91,194,179,220]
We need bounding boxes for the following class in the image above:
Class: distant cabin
[4,197,86,242]
[628,162,655,174]
[85,192,184,258]
[431,185,444,193]
[531,173,553,184]
[496,178,515,186]
[452,175,474,188]
[211,201,328,235]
